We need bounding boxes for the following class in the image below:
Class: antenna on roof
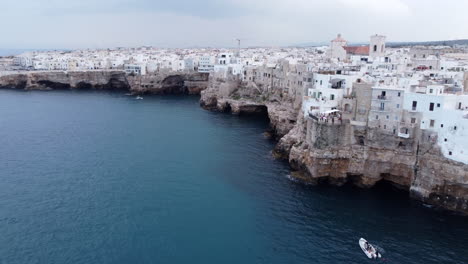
[236,38,241,57]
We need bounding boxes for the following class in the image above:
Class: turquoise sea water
[0,90,467,264]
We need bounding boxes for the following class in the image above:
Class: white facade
[329,34,347,61]
[403,92,468,163]
[198,56,215,73]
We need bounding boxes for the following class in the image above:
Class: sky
[1,0,467,49]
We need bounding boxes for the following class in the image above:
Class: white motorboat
[135,96,143,100]
[359,238,382,259]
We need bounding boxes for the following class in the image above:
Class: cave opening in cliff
[161,75,187,94]
[238,105,269,117]
[238,105,271,128]
[76,82,93,90]
[37,80,71,90]
[224,103,232,113]
[373,179,410,194]
[346,174,410,195]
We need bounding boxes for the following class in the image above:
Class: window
[373,45,377,52]
[380,102,385,110]
[384,125,387,129]
[381,91,386,96]
[437,103,441,108]
[396,104,400,109]
[429,89,433,94]
[386,115,389,120]
[330,94,335,100]
[395,116,398,121]
[444,138,447,142]
[412,101,417,111]
[449,151,452,156]
[430,120,435,128]
[429,103,434,111]
[454,126,457,130]
[441,124,444,128]
[376,115,379,120]
[398,92,401,97]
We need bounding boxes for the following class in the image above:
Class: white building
[329,34,347,61]
[124,64,146,75]
[403,88,468,163]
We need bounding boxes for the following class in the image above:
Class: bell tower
[369,34,386,58]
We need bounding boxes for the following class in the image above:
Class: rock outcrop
[200,76,299,140]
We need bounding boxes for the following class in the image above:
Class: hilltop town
[1,34,468,213]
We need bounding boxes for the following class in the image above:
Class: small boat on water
[135,96,143,100]
[359,238,382,259]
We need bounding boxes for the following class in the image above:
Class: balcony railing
[398,132,410,138]
[371,106,388,112]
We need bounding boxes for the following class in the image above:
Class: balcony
[398,132,410,138]
[371,106,389,112]
[372,95,391,101]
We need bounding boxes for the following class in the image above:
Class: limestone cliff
[0,71,130,90]
[0,71,209,95]
[282,116,468,214]
[201,76,468,215]
[128,72,209,95]
[200,76,299,140]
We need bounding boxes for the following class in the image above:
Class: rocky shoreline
[0,70,209,95]
[200,75,468,215]
[1,70,467,215]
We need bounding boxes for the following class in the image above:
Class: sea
[0,90,467,264]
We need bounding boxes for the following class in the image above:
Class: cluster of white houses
[303,34,468,164]
[3,35,468,163]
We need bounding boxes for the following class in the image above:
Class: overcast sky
[1,0,467,49]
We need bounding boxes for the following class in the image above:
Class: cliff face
[128,72,209,95]
[284,118,468,214]
[200,76,299,140]
[0,71,209,95]
[201,76,468,215]
[0,71,130,90]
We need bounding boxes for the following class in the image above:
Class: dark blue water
[0,90,467,264]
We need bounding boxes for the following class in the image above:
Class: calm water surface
[0,90,467,264]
